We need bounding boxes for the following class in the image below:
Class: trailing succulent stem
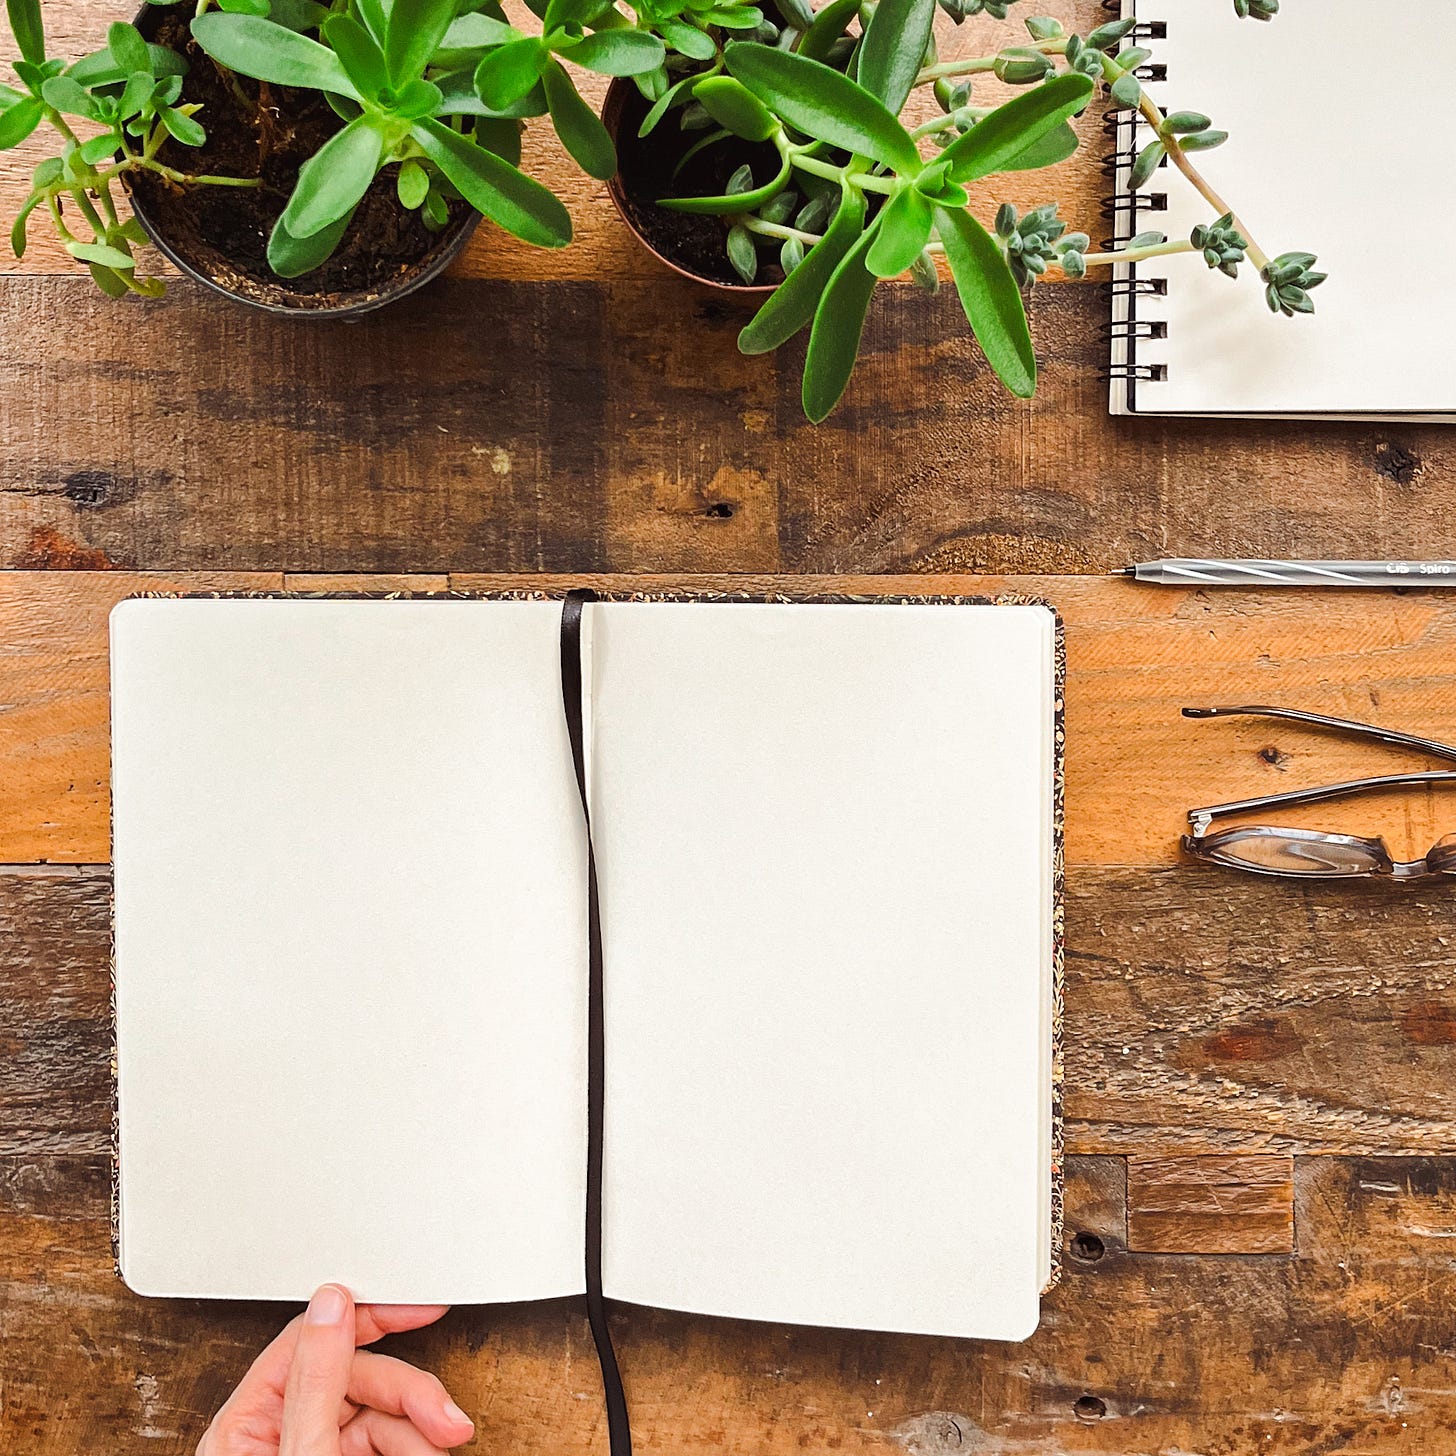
[650,0,1321,418]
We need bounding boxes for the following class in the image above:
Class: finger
[346,1351,475,1449]
[354,1306,450,1347]
[280,1285,357,1456]
[339,1409,449,1456]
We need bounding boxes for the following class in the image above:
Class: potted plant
[579,0,1322,417]
[0,0,588,311]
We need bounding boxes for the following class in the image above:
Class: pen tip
[1110,567,1136,577]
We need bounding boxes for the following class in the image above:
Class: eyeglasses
[1182,704,1456,881]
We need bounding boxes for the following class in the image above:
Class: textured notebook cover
[109,586,1066,1302]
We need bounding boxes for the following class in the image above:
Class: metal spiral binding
[1099,2,1171,403]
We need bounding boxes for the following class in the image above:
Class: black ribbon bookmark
[560,589,632,1456]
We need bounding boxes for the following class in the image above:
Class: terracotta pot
[601,76,775,297]
[126,3,477,317]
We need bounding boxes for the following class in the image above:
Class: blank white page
[1127,0,1456,417]
[590,601,1055,1341]
[112,597,587,1303]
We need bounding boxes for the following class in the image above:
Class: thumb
[280,1285,356,1456]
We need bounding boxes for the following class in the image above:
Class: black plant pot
[125,3,478,317]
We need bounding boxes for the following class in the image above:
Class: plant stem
[741,216,823,246]
[789,152,895,194]
[915,38,1067,85]
[1077,238,1195,267]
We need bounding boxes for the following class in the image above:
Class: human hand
[198,1284,476,1455]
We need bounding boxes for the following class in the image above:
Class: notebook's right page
[1123,0,1455,418]
[589,599,1057,1343]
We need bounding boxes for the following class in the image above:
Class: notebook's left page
[111,596,588,1303]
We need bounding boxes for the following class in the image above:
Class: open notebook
[1109,0,1456,419]
[110,592,1062,1353]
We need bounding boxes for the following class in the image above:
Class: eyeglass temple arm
[1188,770,1456,829]
[1183,704,1456,764]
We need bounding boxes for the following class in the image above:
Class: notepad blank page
[590,601,1055,1341]
[111,597,588,1304]
[1133,0,1455,416]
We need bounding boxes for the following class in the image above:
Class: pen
[1115,559,1456,587]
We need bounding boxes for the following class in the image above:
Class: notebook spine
[1100,0,1170,414]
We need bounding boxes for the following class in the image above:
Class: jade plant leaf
[268,203,357,277]
[739,185,866,355]
[410,115,573,247]
[802,225,879,422]
[935,205,1036,397]
[279,114,385,238]
[384,0,458,87]
[191,13,360,99]
[724,43,921,175]
[5,0,45,66]
[856,0,935,115]
[474,36,549,109]
[566,29,664,77]
[693,76,776,142]
[322,15,388,101]
[937,73,1093,183]
[542,60,615,179]
[865,185,933,279]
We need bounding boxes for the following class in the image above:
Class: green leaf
[857,0,935,114]
[740,186,865,354]
[707,5,762,28]
[397,157,430,209]
[802,226,877,422]
[472,115,523,167]
[865,185,932,278]
[410,115,572,246]
[439,12,518,49]
[40,76,99,120]
[726,222,757,283]
[87,262,131,297]
[1109,71,1140,108]
[542,60,615,179]
[218,0,273,16]
[78,129,121,165]
[798,0,859,62]
[267,203,355,277]
[280,116,385,238]
[435,68,548,118]
[9,185,43,255]
[67,43,186,87]
[106,21,150,76]
[637,66,702,136]
[323,15,389,100]
[474,37,548,109]
[66,239,135,269]
[724,43,920,175]
[267,0,331,30]
[937,73,1092,183]
[0,95,43,148]
[693,75,775,142]
[935,205,1036,397]
[1128,139,1163,189]
[1001,119,1078,171]
[566,28,664,77]
[6,0,45,66]
[655,18,712,61]
[117,71,154,120]
[191,13,359,98]
[1162,110,1211,135]
[161,106,207,147]
[659,149,790,214]
[385,0,458,85]
[1179,129,1228,151]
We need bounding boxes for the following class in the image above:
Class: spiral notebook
[110,591,1063,1352]
[1108,0,1456,420]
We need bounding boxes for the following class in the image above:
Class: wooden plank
[1128,1155,1295,1254]
[0,571,279,863]
[7,570,1456,866]
[6,1154,1456,1453]
[11,863,1456,1158]
[0,279,1451,576]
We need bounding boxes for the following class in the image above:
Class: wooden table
[4,5,1456,1453]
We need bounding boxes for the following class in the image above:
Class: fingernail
[443,1399,473,1429]
[305,1285,348,1325]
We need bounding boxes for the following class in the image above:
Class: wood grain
[7,570,1456,867]
[11,862,1456,1159]
[1128,1155,1295,1254]
[8,1154,1456,1454]
[0,278,1448,577]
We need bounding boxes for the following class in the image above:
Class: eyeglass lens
[1209,828,1388,876]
